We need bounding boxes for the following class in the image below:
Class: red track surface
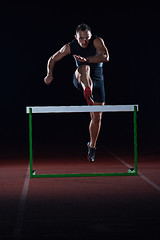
[0,151,160,240]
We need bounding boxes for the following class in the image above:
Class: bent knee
[78,65,90,74]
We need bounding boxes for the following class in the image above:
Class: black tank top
[70,35,103,77]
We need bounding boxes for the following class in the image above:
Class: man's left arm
[74,38,109,63]
[87,37,109,63]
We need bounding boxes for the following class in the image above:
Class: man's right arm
[44,43,71,85]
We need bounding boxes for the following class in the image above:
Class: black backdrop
[0,4,160,157]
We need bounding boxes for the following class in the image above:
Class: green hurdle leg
[134,105,138,175]
[29,108,33,178]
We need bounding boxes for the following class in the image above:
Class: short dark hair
[76,23,91,34]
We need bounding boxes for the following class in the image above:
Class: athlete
[44,23,109,163]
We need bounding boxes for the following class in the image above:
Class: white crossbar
[26,105,139,114]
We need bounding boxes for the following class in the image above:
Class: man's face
[75,30,92,48]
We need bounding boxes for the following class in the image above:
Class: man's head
[75,23,92,48]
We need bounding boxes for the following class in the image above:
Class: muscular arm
[44,43,71,85]
[87,37,109,63]
[74,38,109,64]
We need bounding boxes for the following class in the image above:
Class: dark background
[0,4,160,158]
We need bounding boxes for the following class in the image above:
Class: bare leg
[89,102,105,148]
[75,65,94,105]
[75,66,104,149]
[75,65,93,90]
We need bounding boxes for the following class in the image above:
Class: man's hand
[73,55,87,62]
[44,75,53,85]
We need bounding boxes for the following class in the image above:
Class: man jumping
[44,23,109,163]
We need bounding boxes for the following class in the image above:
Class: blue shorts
[73,72,105,103]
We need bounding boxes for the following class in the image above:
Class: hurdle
[26,105,139,178]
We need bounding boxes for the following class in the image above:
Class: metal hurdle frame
[26,105,138,178]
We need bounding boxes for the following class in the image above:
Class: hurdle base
[128,168,135,174]
[30,171,138,178]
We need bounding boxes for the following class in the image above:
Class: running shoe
[87,142,96,163]
[84,86,94,105]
